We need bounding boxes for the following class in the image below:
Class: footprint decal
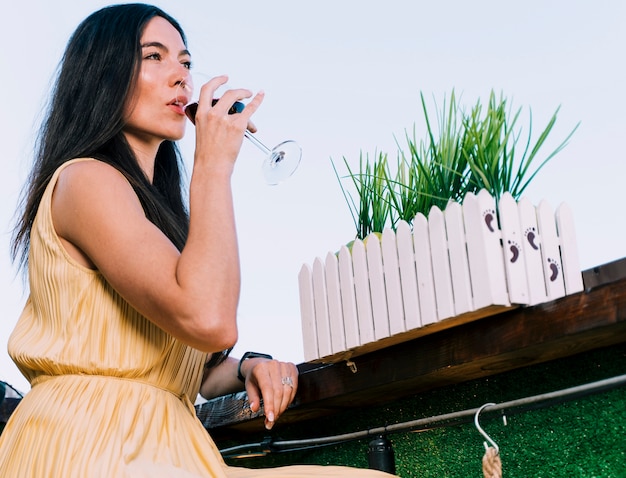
[508,240,520,263]
[547,258,560,282]
[483,209,496,233]
[524,227,539,250]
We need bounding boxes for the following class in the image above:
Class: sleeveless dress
[0,159,391,477]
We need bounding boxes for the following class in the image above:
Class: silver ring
[281,376,294,388]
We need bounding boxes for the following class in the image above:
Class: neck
[123,133,161,183]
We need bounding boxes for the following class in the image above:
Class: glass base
[262,140,302,185]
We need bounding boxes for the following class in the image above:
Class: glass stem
[244,130,271,155]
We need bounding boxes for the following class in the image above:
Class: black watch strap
[237,351,273,382]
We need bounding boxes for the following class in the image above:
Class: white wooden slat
[382,228,406,335]
[413,213,437,326]
[463,191,510,310]
[428,205,455,320]
[499,192,530,305]
[537,200,566,300]
[352,239,375,345]
[556,202,584,294]
[477,189,510,306]
[396,220,421,330]
[366,233,391,340]
[325,252,346,354]
[312,257,332,358]
[444,201,473,314]
[517,197,547,305]
[463,192,489,309]
[298,264,318,361]
[338,246,361,349]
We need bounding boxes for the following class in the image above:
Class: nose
[173,69,193,97]
[175,71,191,87]
[171,59,191,82]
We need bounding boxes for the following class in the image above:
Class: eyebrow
[141,41,191,58]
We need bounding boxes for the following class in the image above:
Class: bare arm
[51,78,265,353]
[200,355,299,430]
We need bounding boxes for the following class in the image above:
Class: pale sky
[1,1,625,394]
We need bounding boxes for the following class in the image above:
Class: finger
[280,363,298,411]
[211,90,264,136]
[194,75,229,121]
[245,385,262,414]
[246,119,257,134]
[241,90,264,120]
[266,362,291,429]
[210,88,251,116]
[270,363,295,424]
[248,361,276,429]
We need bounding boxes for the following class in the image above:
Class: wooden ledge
[196,257,626,439]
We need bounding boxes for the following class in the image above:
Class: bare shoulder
[56,159,128,190]
[52,159,147,241]
[55,159,141,208]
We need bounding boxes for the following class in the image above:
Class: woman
[0,3,392,477]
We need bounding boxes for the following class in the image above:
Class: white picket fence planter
[298,190,584,363]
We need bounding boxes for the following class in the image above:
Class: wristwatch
[237,351,273,382]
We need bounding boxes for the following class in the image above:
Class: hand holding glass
[178,74,301,185]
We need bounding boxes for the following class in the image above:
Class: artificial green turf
[223,343,626,477]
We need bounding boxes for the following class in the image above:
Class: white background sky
[1,1,625,394]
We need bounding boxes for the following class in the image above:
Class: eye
[144,52,162,61]
[182,60,192,70]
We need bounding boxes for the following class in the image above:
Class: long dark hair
[12,3,189,268]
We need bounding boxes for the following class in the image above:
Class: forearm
[175,165,241,348]
[183,163,238,288]
[199,356,243,400]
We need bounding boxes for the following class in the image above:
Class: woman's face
[123,16,191,149]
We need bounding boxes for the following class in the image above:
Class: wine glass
[178,73,301,185]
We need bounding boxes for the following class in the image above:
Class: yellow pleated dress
[0,159,392,477]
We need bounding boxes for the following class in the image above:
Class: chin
[165,127,187,142]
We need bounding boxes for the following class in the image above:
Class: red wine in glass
[180,75,301,185]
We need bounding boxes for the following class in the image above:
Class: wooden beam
[197,258,626,437]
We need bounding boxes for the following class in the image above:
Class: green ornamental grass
[333,90,579,240]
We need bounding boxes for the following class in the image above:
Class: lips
[168,96,188,116]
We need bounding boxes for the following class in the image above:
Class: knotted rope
[482,446,502,478]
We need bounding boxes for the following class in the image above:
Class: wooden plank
[413,213,437,326]
[325,252,346,355]
[429,206,454,320]
[382,228,406,336]
[582,257,626,291]
[499,192,530,304]
[537,200,566,300]
[556,202,584,294]
[463,191,509,310]
[445,201,473,315]
[298,264,318,362]
[312,258,332,358]
[352,240,375,345]
[365,233,390,341]
[518,197,547,305]
[338,246,360,350]
[396,220,421,330]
